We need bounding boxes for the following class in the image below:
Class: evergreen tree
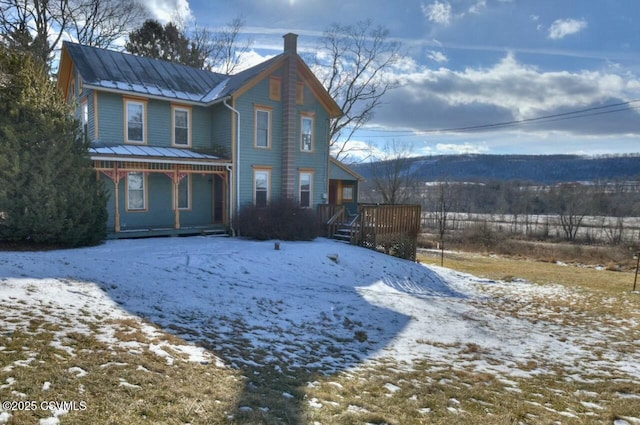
[0,46,107,247]
[125,20,206,68]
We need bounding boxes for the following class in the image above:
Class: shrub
[237,198,318,241]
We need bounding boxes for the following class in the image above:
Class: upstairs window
[255,108,271,148]
[125,99,146,144]
[301,115,313,152]
[172,105,191,147]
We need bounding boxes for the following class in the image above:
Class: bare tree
[367,140,418,205]
[0,0,69,68]
[554,184,588,241]
[197,17,253,74]
[66,0,146,48]
[311,19,401,161]
[1,0,147,70]
[431,180,454,266]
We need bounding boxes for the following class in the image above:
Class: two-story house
[56,33,363,237]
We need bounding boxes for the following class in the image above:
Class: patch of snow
[0,412,11,424]
[308,398,323,409]
[384,383,401,393]
[0,236,638,396]
[118,379,140,389]
[42,381,51,391]
[68,367,87,378]
[579,401,603,410]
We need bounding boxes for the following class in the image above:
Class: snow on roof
[63,41,286,105]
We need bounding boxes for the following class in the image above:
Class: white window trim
[124,99,146,144]
[171,105,192,147]
[254,107,271,149]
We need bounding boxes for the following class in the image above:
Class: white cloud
[469,0,487,15]
[373,52,640,138]
[144,0,192,24]
[548,18,588,40]
[422,1,453,25]
[427,50,448,63]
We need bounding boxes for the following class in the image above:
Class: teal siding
[179,175,213,226]
[146,100,170,147]
[210,103,232,158]
[235,76,283,207]
[96,92,124,144]
[88,56,336,234]
[192,106,211,150]
[101,173,214,230]
[234,73,331,210]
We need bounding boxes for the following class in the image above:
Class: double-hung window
[172,105,191,147]
[125,99,145,144]
[127,172,146,211]
[301,115,313,152]
[255,108,271,148]
[254,169,270,207]
[299,172,312,208]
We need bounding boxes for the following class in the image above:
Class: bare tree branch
[190,16,253,74]
[367,140,418,205]
[1,0,147,71]
[311,19,401,161]
[66,0,146,48]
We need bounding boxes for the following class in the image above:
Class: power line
[352,99,640,138]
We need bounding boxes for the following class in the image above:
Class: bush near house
[0,47,107,248]
[238,198,318,241]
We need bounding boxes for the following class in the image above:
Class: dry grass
[419,249,636,294]
[2,249,639,424]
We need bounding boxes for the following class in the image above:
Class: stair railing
[325,206,346,238]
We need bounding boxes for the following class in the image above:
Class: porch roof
[89,144,231,167]
[329,157,365,181]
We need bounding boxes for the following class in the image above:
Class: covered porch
[91,145,232,238]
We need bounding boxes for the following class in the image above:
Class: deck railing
[318,203,422,260]
[356,204,422,260]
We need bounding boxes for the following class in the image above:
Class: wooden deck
[318,204,422,260]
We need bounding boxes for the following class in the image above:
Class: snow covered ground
[1,236,639,424]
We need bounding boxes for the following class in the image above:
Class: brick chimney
[281,33,298,200]
[283,32,298,54]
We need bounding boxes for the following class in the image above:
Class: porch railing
[318,203,422,260]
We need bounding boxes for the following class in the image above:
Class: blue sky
[145,0,640,157]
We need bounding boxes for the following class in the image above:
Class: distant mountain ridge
[351,154,640,184]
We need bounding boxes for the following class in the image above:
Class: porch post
[173,168,180,230]
[113,164,121,233]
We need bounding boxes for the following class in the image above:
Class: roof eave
[90,153,232,168]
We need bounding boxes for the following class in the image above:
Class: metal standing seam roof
[89,145,226,162]
[63,41,286,105]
